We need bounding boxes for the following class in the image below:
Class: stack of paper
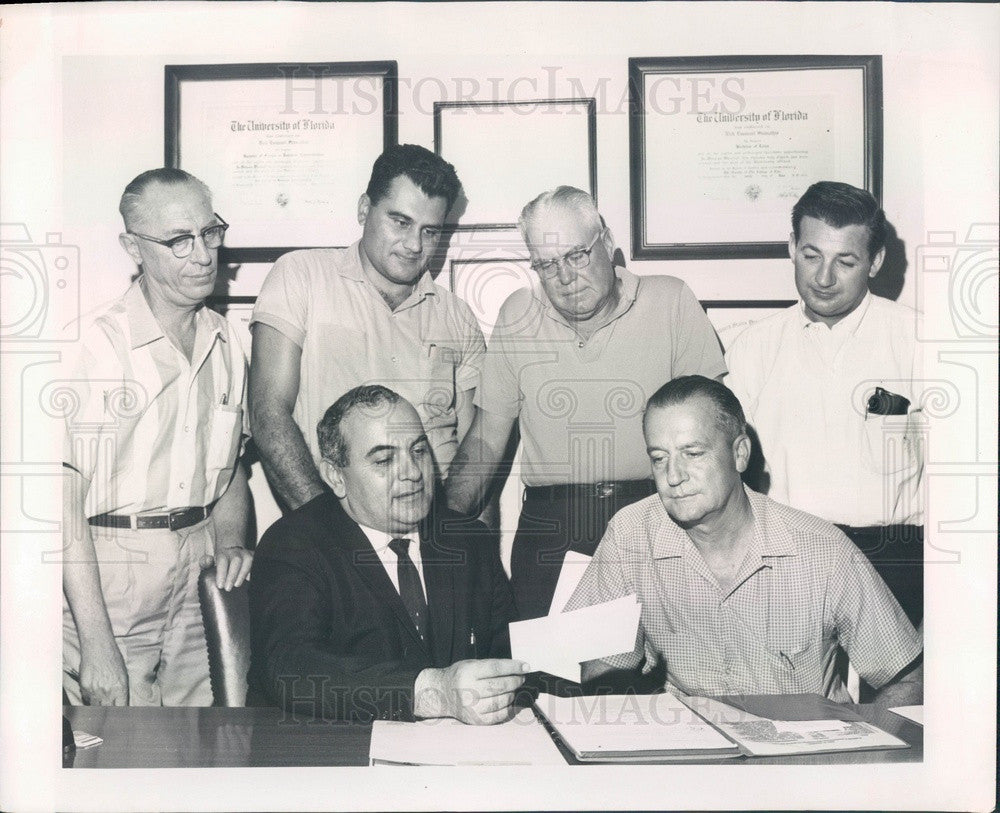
[368,707,566,766]
[535,693,740,762]
[508,595,641,682]
[681,696,910,757]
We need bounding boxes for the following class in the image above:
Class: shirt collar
[650,486,798,560]
[346,239,437,303]
[797,291,872,334]
[126,277,226,351]
[356,522,421,554]
[124,278,165,349]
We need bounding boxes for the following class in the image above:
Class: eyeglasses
[530,229,605,279]
[128,214,229,258]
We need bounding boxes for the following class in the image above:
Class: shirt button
[179,482,185,490]
[578,341,584,348]
[392,356,398,363]
[184,425,190,433]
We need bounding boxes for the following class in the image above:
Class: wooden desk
[64,694,921,768]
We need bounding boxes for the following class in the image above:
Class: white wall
[52,2,995,321]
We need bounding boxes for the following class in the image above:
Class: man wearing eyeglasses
[446,186,726,621]
[62,168,253,706]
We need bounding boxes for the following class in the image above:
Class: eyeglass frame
[127,213,229,258]
[529,228,607,279]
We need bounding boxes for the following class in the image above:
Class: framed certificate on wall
[166,61,398,264]
[435,98,597,230]
[630,55,882,260]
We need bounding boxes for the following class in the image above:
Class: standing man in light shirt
[62,168,253,706]
[249,144,485,511]
[445,186,726,621]
[724,181,924,624]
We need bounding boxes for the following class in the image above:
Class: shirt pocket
[206,404,243,478]
[417,345,458,420]
[765,628,819,692]
[861,414,919,474]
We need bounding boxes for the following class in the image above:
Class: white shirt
[724,294,924,527]
[63,279,248,516]
[356,524,428,599]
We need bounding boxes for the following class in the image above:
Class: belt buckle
[595,482,615,499]
[167,506,198,531]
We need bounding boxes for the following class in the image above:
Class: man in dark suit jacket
[248,384,528,724]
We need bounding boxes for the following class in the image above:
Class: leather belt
[88,503,216,532]
[523,480,655,502]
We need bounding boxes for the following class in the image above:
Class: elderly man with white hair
[446,186,726,621]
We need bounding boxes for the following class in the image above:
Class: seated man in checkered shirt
[565,375,922,708]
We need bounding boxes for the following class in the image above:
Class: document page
[509,595,641,682]
[369,707,566,766]
[683,696,909,757]
[536,693,738,759]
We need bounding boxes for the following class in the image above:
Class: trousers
[509,483,655,621]
[63,518,214,706]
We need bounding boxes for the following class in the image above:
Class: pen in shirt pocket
[220,392,228,406]
[468,627,478,659]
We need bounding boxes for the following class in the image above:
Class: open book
[535,693,740,762]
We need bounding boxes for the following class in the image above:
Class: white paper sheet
[548,551,593,615]
[536,692,737,757]
[889,705,924,725]
[369,707,565,766]
[509,595,641,682]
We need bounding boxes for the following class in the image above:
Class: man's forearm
[211,462,251,547]
[444,409,513,516]
[872,660,923,709]
[445,447,496,517]
[252,403,325,510]
[62,470,113,646]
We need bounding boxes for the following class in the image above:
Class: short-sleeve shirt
[475,269,726,485]
[724,294,924,526]
[250,243,486,473]
[63,278,248,517]
[565,488,922,701]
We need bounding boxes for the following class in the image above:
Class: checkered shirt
[564,487,922,701]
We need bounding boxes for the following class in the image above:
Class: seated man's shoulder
[256,492,341,559]
[425,504,495,552]
[605,494,669,546]
[753,491,853,556]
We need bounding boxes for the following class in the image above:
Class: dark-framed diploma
[166,61,398,264]
[629,55,882,260]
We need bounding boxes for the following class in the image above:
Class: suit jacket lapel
[329,503,428,654]
[421,532,456,665]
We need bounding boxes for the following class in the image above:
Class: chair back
[198,565,251,706]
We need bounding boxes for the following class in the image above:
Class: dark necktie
[388,537,428,641]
